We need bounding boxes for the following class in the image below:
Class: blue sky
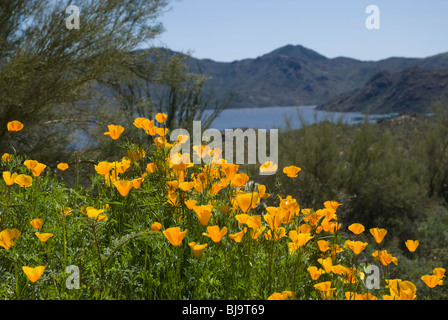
[153,0,448,62]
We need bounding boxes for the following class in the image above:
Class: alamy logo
[170,121,278,175]
[66,5,80,30]
[365,5,380,30]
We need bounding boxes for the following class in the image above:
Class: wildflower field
[0,115,445,300]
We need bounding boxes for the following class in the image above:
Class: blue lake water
[203,105,385,131]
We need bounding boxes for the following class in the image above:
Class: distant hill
[172,44,448,109]
[316,67,448,114]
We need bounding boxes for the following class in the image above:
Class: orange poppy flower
[405,240,419,253]
[203,225,227,243]
[14,174,32,187]
[344,240,368,255]
[229,229,246,243]
[0,228,21,249]
[235,192,259,213]
[30,219,43,229]
[57,163,69,171]
[433,268,446,279]
[307,266,324,280]
[104,124,125,140]
[421,275,443,288]
[22,266,46,283]
[283,165,301,178]
[230,173,249,188]
[259,161,278,174]
[2,171,18,186]
[155,112,168,123]
[7,120,24,132]
[314,281,335,299]
[348,223,365,235]
[188,242,207,258]
[113,180,133,196]
[35,232,54,242]
[163,227,187,246]
[151,222,162,232]
[193,204,214,226]
[370,228,387,244]
[288,230,313,248]
[95,161,112,176]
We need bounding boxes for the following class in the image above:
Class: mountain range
[178,44,448,113]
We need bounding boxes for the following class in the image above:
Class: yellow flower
[218,205,232,215]
[203,225,227,243]
[264,227,286,241]
[0,228,21,249]
[383,280,416,300]
[22,266,46,283]
[317,257,333,274]
[344,240,368,255]
[3,171,18,186]
[188,242,207,258]
[30,162,46,177]
[2,153,13,162]
[30,219,43,229]
[405,240,419,253]
[155,112,168,123]
[221,163,239,180]
[259,161,278,174]
[193,204,214,226]
[104,124,125,140]
[127,147,145,162]
[348,223,365,235]
[257,184,270,199]
[317,240,330,253]
[369,227,387,244]
[14,174,32,187]
[35,232,53,242]
[151,222,162,232]
[235,192,259,213]
[314,281,335,300]
[95,161,113,176]
[249,226,266,240]
[282,165,301,178]
[421,275,443,288]
[433,268,446,279]
[372,250,398,266]
[307,266,324,280]
[184,199,197,210]
[267,291,295,300]
[230,173,249,188]
[7,120,24,132]
[57,163,69,171]
[146,162,157,173]
[166,193,181,207]
[163,227,187,246]
[288,230,313,248]
[113,180,133,196]
[60,206,72,216]
[179,181,195,192]
[85,207,108,221]
[229,229,246,243]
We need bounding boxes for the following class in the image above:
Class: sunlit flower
[104,124,125,140]
[235,192,259,213]
[348,223,365,235]
[151,222,162,232]
[30,162,46,177]
[193,204,214,226]
[95,161,113,176]
[421,275,443,288]
[369,228,387,244]
[146,162,157,173]
[163,227,187,246]
[22,266,45,283]
[230,173,249,188]
[188,242,207,258]
[155,112,168,123]
[0,228,21,250]
[307,266,324,280]
[57,163,69,171]
[259,161,278,174]
[267,291,295,300]
[318,257,333,274]
[433,268,446,280]
[85,207,108,222]
[35,232,53,242]
[221,163,239,180]
[179,181,195,192]
[127,147,145,162]
[218,205,232,215]
[60,206,72,216]
[249,226,266,240]
[283,165,301,178]
[229,229,246,243]
[166,192,181,206]
[257,184,270,199]
[264,227,286,241]
[113,180,133,196]
[30,218,43,229]
[203,225,227,243]
[7,120,24,132]
[344,240,368,255]
[405,240,419,253]
[317,240,330,253]
[184,199,197,210]
[3,171,18,186]
[288,230,313,248]
[14,174,32,187]
[2,153,13,162]
[314,281,335,300]
[372,250,398,266]
[383,280,416,300]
